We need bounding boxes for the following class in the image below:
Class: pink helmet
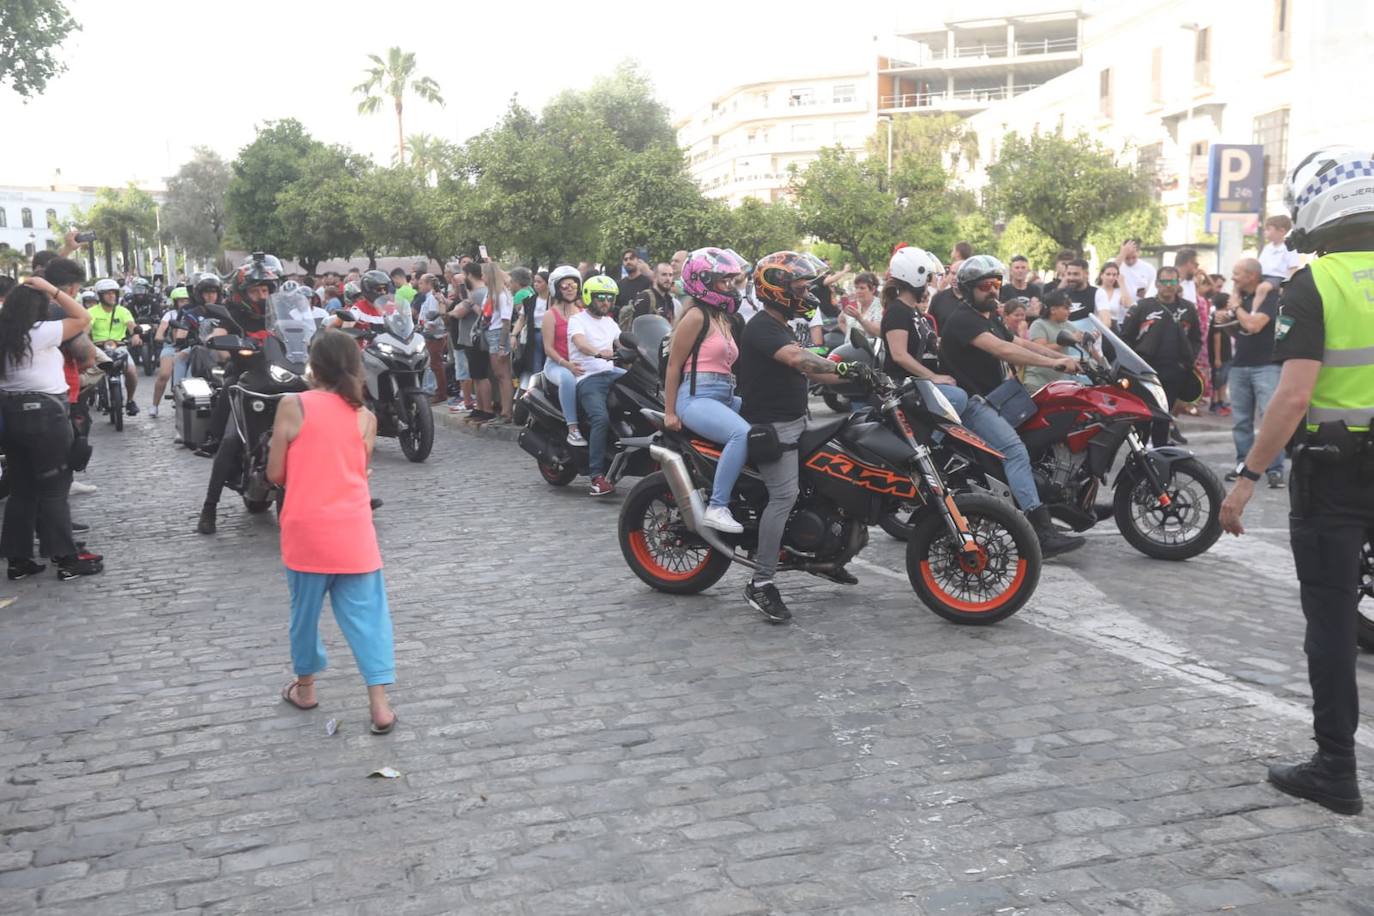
[681,247,749,312]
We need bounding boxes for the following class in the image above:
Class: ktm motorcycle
[883,316,1223,561]
[618,369,1043,625]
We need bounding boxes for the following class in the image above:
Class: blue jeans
[960,396,1041,512]
[543,361,581,425]
[286,569,395,686]
[529,331,546,374]
[1230,363,1284,472]
[677,374,750,508]
[576,368,626,477]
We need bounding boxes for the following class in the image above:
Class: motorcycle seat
[798,415,849,457]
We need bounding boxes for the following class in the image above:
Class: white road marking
[849,554,1374,750]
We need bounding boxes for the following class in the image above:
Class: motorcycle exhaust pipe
[649,444,737,558]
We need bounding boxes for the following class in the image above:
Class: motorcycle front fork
[889,402,979,554]
[1124,430,1172,507]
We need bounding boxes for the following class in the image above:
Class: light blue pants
[960,396,1041,512]
[286,569,396,686]
[677,374,750,509]
[543,361,581,425]
[171,351,190,388]
[1230,363,1284,472]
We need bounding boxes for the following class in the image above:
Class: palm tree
[353,48,444,166]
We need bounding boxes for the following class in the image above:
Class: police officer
[1220,147,1374,816]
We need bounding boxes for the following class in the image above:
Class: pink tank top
[551,307,571,360]
[693,325,738,376]
[279,389,382,574]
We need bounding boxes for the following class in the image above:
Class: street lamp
[1179,22,1201,245]
[876,114,894,182]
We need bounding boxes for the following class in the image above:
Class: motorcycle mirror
[204,303,231,321]
[1055,330,1078,347]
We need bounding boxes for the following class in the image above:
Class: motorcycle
[85,341,131,432]
[618,369,1042,624]
[129,296,164,376]
[349,298,433,462]
[205,290,312,514]
[515,315,670,488]
[882,316,1224,561]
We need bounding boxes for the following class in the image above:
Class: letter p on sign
[1218,148,1253,198]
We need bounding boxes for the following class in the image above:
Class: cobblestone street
[2,407,1372,915]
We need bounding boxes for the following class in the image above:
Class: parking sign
[1206,144,1265,227]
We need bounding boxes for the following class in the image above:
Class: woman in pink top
[539,266,586,445]
[662,247,752,534]
[266,330,397,734]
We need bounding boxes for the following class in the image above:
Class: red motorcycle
[883,316,1223,560]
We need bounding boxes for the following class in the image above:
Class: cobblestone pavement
[2,401,1372,915]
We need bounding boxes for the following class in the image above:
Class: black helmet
[232,253,283,299]
[130,278,153,297]
[956,254,1006,298]
[360,269,393,303]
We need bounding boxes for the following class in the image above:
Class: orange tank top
[279,389,382,574]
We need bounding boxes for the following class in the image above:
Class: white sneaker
[567,428,588,447]
[702,505,744,534]
[148,405,159,418]
[69,481,98,496]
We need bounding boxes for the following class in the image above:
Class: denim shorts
[160,343,177,360]
[485,328,508,356]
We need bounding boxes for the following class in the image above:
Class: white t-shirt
[567,312,621,380]
[1259,241,1302,279]
[1095,287,1128,324]
[532,295,549,325]
[1118,258,1156,299]
[843,299,885,342]
[494,290,513,327]
[0,320,68,395]
[1180,278,1197,305]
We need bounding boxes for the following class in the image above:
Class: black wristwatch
[1236,463,1262,482]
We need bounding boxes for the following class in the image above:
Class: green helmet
[581,274,619,314]
[169,286,189,302]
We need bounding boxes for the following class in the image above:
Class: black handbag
[746,424,799,464]
[985,376,1038,428]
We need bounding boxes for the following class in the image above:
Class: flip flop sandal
[281,680,318,710]
[370,712,398,735]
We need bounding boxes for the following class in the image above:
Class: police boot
[196,504,217,536]
[1029,506,1085,559]
[1268,751,1362,815]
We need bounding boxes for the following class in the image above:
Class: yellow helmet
[581,273,619,306]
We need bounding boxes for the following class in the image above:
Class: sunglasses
[1157,278,1180,287]
[976,278,1003,292]
[591,293,616,301]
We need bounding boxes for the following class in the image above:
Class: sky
[0,0,997,189]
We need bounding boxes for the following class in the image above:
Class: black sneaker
[1169,423,1187,445]
[1267,470,1286,489]
[7,559,46,581]
[56,552,103,581]
[811,564,858,585]
[126,401,139,416]
[1268,751,1363,815]
[196,506,217,535]
[71,521,90,533]
[370,498,384,511]
[1029,507,1085,559]
[744,580,792,624]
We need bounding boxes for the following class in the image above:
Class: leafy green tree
[576,61,677,154]
[275,147,370,275]
[349,167,455,268]
[1086,204,1167,266]
[995,215,1060,272]
[0,246,26,275]
[953,212,997,257]
[721,198,801,264]
[71,186,158,276]
[593,146,722,264]
[0,1,79,99]
[788,147,956,270]
[353,47,444,166]
[983,128,1152,255]
[868,112,979,174]
[162,147,231,260]
[224,119,324,256]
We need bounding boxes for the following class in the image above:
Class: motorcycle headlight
[269,364,297,384]
[377,342,397,358]
[1141,380,1168,413]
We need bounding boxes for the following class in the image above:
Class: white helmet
[1284,146,1374,253]
[547,264,582,301]
[93,278,120,295]
[887,246,939,291]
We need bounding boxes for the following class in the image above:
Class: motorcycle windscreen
[630,315,670,372]
[377,295,415,341]
[1081,314,1160,381]
[268,290,317,366]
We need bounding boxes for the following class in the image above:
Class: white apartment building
[960,0,1372,247]
[676,73,875,207]
[0,182,169,275]
[877,7,1084,118]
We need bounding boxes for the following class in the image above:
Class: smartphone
[75,231,97,243]
[478,244,489,261]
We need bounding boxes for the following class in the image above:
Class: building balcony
[882,35,1078,75]
[879,83,1042,114]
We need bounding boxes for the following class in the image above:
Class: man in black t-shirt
[1215,258,1284,484]
[999,255,1043,313]
[1061,258,1098,322]
[738,252,858,625]
[928,282,964,331]
[939,256,1086,557]
[614,249,653,312]
[1120,266,1201,446]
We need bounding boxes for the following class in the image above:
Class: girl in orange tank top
[266,330,398,734]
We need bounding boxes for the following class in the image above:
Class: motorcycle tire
[821,390,851,415]
[243,497,272,514]
[1358,539,1374,653]
[109,386,124,432]
[1113,456,1222,561]
[398,392,434,463]
[906,493,1041,625]
[143,343,157,376]
[539,460,578,487]
[619,471,731,595]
